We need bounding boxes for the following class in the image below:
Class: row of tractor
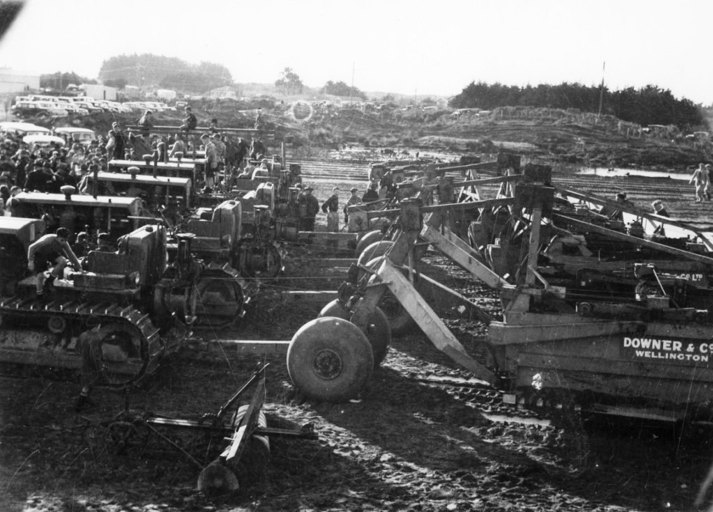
[0,128,310,388]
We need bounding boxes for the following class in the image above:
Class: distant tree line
[98,54,233,93]
[320,80,367,100]
[450,81,704,129]
[40,72,97,90]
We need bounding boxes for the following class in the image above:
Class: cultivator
[96,364,316,492]
[288,161,713,422]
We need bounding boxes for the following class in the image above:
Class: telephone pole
[597,61,606,119]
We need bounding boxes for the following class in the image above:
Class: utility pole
[597,61,606,120]
[350,61,355,104]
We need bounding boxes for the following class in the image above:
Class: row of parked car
[10,95,174,118]
[1,121,97,151]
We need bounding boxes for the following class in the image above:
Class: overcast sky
[1,0,711,104]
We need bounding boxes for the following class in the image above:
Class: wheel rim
[312,348,343,380]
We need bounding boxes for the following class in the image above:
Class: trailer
[286,163,713,423]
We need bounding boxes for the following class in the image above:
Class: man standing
[106,122,125,160]
[201,133,218,193]
[689,163,709,203]
[137,110,154,137]
[298,186,319,231]
[180,106,197,132]
[322,187,340,232]
[362,182,379,203]
[344,187,362,224]
[250,137,266,160]
[27,227,81,296]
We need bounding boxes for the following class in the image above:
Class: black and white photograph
[1,0,713,510]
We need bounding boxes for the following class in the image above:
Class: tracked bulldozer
[0,219,244,387]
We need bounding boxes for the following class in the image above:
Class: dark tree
[320,80,367,100]
[275,68,304,95]
[449,81,704,128]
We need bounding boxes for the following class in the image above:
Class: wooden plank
[554,213,713,266]
[379,261,497,384]
[421,224,510,289]
[514,362,713,406]
[222,373,266,462]
[488,318,645,345]
[525,207,542,285]
[368,197,516,219]
[556,186,713,250]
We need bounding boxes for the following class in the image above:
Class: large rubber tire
[318,299,349,319]
[361,307,391,366]
[361,255,417,336]
[377,291,416,336]
[287,317,373,402]
[357,241,394,268]
[318,299,391,366]
[355,230,385,257]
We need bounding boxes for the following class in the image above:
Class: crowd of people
[291,181,385,232]
[0,105,274,208]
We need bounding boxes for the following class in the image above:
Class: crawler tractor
[0,219,243,386]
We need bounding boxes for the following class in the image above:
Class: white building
[156,88,177,101]
[0,69,40,93]
[81,83,118,101]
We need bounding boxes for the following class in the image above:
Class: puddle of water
[578,166,688,181]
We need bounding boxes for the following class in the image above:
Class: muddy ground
[4,152,713,512]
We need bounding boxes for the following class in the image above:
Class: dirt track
[3,156,713,512]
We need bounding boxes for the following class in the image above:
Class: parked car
[22,134,66,151]
[71,99,103,113]
[54,97,89,115]
[54,127,97,146]
[95,100,121,113]
[0,122,50,136]
[11,101,68,117]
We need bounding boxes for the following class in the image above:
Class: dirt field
[3,151,713,512]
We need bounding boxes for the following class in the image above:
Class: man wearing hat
[322,187,340,232]
[343,186,362,225]
[180,106,197,132]
[362,181,379,203]
[24,160,54,192]
[297,186,319,231]
[137,109,154,137]
[106,122,125,160]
